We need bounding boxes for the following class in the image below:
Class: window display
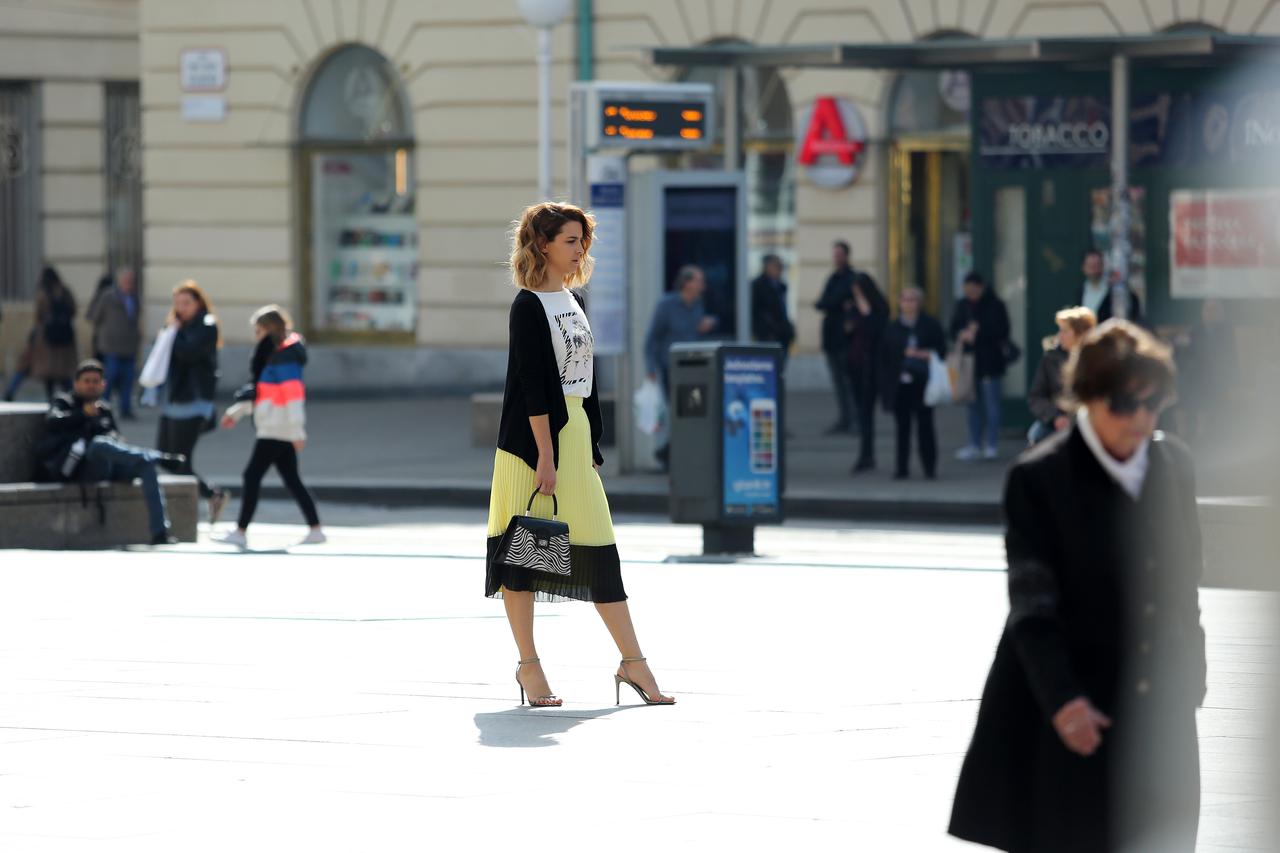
[310,151,417,333]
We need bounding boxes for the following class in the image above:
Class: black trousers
[850,362,877,463]
[893,380,936,477]
[156,415,215,498]
[237,439,320,530]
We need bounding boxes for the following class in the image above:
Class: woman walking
[5,266,78,401]
[215,305,324,548]
[486,201,674,708]
[950,320,1206,852]
[1026,306,1096,445]
[155,280,228,522]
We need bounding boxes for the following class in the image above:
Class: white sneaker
[983,445,1000,460]
[297,529,327,545]
[954,445,981,461]
[214,529,247,548]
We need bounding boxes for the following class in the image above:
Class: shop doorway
[886,69,972,320]
[297,45,417,342]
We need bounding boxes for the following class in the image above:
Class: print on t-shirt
[555,310,594,392]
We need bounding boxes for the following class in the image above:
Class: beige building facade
[3,0,1278,390]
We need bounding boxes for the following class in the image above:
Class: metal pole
[537,25,553,200]
[1108,52,1131,321]
[722,66,740,171]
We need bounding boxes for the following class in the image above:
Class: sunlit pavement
[1,506,1274,852]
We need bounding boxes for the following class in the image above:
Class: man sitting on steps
[36,360,185,546]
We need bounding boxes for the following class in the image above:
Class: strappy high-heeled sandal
[615,656,676,706]
[515,657,562,707]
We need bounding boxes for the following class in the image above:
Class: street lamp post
[518,0,572,201]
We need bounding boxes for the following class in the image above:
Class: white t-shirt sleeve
[533,289,595,398]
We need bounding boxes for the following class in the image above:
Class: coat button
[1136,678,1152,695]
[1143,603,1156,617]
[1139,641,1152,654]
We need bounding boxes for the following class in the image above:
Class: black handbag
[494,489,571,576]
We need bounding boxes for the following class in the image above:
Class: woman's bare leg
[595,600,673,702]
[503,590,554,699]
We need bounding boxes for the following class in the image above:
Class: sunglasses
[1107,390,1168,416]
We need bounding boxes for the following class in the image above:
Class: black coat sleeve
[1026,356,1060,424]
[1004,463,1085,721]
[1171,444,1208,705]
[509,298,550,418]
[171,317,218,367]
[814,274,847,314]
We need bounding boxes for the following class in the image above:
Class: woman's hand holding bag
[535,454,557,496]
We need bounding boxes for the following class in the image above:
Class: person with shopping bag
[879,287,947,480]
[143,281,228,524]
[642,264,716,468]
[485,201,674,708]
[950,271,1014,461]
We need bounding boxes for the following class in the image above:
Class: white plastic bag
[138,325,177,389]
[924,351,953,407]
[633,378,666,436]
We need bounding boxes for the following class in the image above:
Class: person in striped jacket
[214,305,324,548]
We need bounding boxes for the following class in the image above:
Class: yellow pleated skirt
[485,396,625,602]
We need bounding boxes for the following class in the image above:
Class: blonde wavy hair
[508,202,595,290]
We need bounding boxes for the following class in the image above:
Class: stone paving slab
[1,510,1275,851]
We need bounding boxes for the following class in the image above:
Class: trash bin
[668,342,785,553]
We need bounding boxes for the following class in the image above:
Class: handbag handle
[524,488,558,519]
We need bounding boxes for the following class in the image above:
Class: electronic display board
[588,84,713,151]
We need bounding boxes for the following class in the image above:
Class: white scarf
[1076,407,1149,501]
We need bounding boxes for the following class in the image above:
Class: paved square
[1,509,1274,852]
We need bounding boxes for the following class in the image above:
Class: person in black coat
[1026,306,1097,445]
[154,280,227,522]
[950,319,1205,853]
[845,269,888,472]
[951,271,1013,460]
[750,254,795,363]
[879,287,946,479]
[813,240,857,433]
[1079,247,1143,325]
[36,360,179,545]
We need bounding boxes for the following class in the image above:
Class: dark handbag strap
[524,488,558,519]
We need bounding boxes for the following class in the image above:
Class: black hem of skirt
[485,536,627,603]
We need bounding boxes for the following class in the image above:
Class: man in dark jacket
[750,254,795,364]
[86,266,142,419]
[950,272,1013,461]
[36,360,180,545]
[1078,247,1142,325]
[814,241,856,433]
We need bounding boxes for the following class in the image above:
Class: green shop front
[652,35,1280,422]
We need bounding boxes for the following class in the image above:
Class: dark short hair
[762,253,783,268]
[1082,247,1104,263]
[1062,319,1176,405]
[962,271,985,288]
[833,240,851,256]
[75,359,105,379]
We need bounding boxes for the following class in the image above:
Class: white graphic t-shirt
[532,288,594,398]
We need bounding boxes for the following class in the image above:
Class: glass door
[888,137,970,320]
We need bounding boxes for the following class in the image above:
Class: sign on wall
[978,95,1111,169]
[1170,189,1280,299]
[180,49,227,92]
[795,96,867,189]
[587,155,626,354]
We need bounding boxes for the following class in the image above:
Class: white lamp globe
[517,0,571,28]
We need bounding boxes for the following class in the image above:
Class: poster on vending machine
[721,354,780,519]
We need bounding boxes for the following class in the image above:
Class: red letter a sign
[798,97,863,165]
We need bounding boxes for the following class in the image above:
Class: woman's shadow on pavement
[474,706,631,749]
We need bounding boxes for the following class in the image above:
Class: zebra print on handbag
[495,489,571,576]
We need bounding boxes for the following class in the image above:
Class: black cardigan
[496,289,604,472]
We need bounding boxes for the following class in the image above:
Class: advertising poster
[722,354,780,518]
[1170,189,1280,298]
[586,155,626,354]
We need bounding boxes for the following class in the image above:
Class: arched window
[298,45,417,340]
